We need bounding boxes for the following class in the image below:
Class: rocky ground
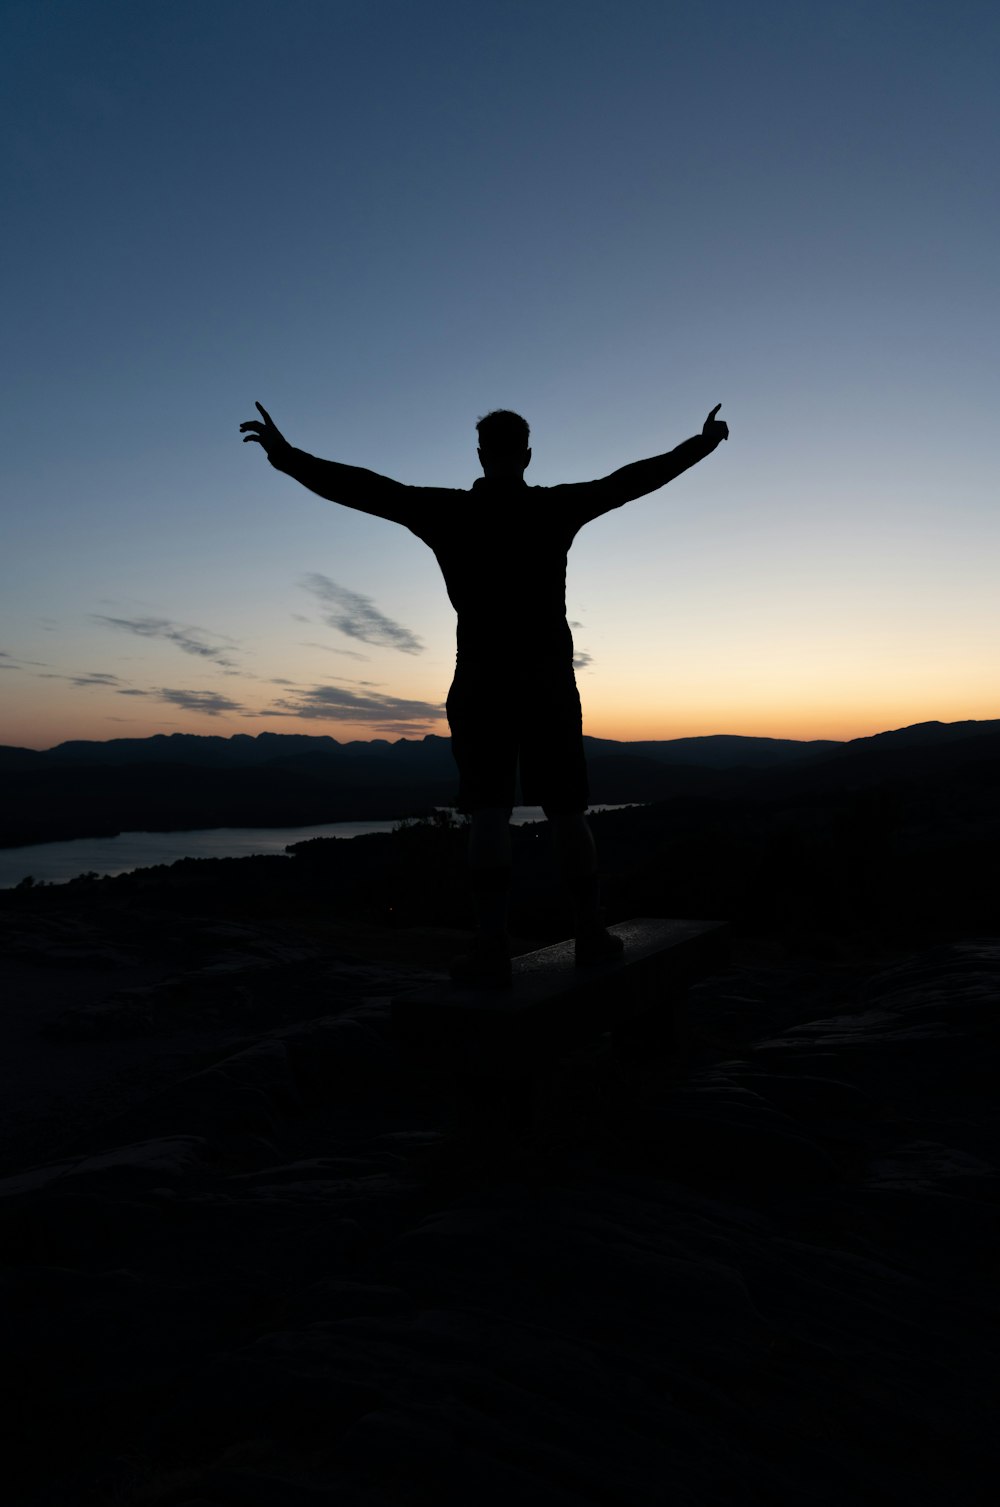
[1,843,998,1505]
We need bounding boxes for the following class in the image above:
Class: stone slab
[391,918,729,1076]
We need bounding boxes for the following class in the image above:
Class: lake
[0,806,637,889]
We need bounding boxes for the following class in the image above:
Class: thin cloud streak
[0,651,50,670]
[93,615,239,669]
[301,641,370,662]
[269,680,443,734]
[116,686,248,715]
[158,688,247,715]
[301,575,423,655]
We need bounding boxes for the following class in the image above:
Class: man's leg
[548,809,597,919]
[447,805,513,985]
[522,666,623,964]
[446,668,516,985]
[468,805,512,940]
[548,809,625,964]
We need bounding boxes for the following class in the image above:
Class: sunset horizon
[3,1,996,777]
[2,7,997,1490]
[4,704,998,756]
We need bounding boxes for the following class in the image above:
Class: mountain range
[1,719,998,848]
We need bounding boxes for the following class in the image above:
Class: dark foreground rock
[1,872,998,1506]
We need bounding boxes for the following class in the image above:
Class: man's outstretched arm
[570,405,729,520]
[240,402,414,525]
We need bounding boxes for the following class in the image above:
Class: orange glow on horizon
[4,658,997,752]
[5,698,999,752]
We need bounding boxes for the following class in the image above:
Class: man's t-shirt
[272,437,713,670]
[403,476,623,667]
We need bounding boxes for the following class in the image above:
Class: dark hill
[0,763,459,848]
[746,723,1000,801]
[586,755,737,804]
[584,733,840,769]
[0,730,831,846]
[1,720,997,849]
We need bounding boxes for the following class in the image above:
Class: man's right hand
[702,403,729,445]
[240,402,290,461]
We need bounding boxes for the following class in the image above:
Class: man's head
[476,409,531,480]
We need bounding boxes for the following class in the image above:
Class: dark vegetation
[3,722,998,1506]
[5,719,997,956]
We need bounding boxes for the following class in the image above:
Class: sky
[2,0,997,750]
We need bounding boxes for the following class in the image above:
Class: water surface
[0,805,636,888]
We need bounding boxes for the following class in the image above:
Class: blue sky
[2,0,997,748]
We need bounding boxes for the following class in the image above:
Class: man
[241,400,728,985]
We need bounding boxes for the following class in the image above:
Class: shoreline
[0,806,641,889]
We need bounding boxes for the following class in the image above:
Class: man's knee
[543,805,588,826]
[469,805,513,868]
[472,805,513,828]
[547,808,597,869]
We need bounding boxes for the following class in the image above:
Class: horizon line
[6,715,1000,756]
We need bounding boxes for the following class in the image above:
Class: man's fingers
[708,403,721,420]
[242,434,261,444]
[240,421,263,433]
[255,401,274,426]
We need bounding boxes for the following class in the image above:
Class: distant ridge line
[4,717,1000,769]
[1,718,997,850]
[3,727,842,770]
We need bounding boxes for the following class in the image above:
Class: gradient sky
[2,0,997,750]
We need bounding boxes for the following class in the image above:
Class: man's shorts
[446,659,590,816]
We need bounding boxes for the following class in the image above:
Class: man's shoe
[449,934,512,989]
[575,926,625,968]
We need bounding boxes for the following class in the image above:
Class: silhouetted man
[241,401,729,985]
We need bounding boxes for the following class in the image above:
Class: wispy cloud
[573,650,593,670]
[301,574,423,655]
[301,640,370,662]
[70,671,126,688]
[0,651,50,670]
[115,686,248,715]
[158,688,248,715]
[36,668,135,689]
[269,680,443,735]
[93,615,239,669]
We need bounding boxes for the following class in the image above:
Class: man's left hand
[240,402,290,461]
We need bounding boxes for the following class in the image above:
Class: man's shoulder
[466,480,584,497]
[402,483,475,514]
[399,484,472,540]
[409,483,474,498]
